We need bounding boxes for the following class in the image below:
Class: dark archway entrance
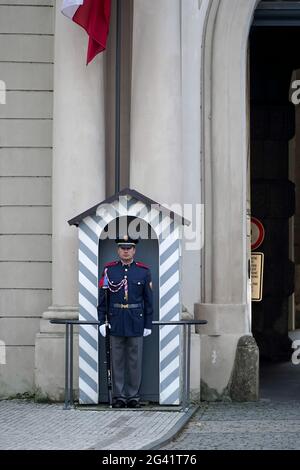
[250,1,300,399]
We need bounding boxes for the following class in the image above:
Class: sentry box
[68,188,189,405]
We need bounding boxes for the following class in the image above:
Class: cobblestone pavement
[163,400,300,450]
[3,398,300,450]
[0,400,186,450]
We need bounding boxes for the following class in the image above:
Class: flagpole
[115,0,121,193]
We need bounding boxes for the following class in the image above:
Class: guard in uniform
[97,235,153,408]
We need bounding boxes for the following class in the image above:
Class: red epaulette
[105,261,118,267]
[99,261,118,287]
[136,261,149,269]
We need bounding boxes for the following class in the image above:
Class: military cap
[115,234,139,248]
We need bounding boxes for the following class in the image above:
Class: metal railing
[50,318,207,411]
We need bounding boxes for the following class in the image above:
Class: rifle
[103,286,113,407]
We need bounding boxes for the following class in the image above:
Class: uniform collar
[120,259,135,267]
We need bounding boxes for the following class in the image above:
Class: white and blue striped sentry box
[68,188,189,406]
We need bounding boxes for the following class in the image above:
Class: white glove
[143,328,152,337]
[99,324,110,337]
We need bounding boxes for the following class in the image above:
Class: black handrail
[50,319,207,411]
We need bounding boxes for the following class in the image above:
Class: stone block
[0,261,51,289]
[0,317,40,346]
[0,63,53,90]
[194,303,248,335]
[35,332,79,401]
[0,0,53,4]
[0,206,51,234]
[0,148,52,176]
[0,91,53,119]
[0,35,53,62]
[0,235,51,261]
[200,334,240,401]
[0,289,51,317]
[0,346,35,398]
[0,5,53,34]
[0,177,51,205]
[0,119,52,147]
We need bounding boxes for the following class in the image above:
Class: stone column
[130,0,182,206]
[195,0,260,401]
[181,0,204,315]
[181,0,209,401]
[35,4,106,400]
[130,1,205,401]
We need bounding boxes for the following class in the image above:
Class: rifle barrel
[104,289,113,407]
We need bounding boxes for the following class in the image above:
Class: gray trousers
[111,335,143,403]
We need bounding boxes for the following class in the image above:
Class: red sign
[251,217,265,251]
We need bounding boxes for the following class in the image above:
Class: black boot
[127,399,140,408]
[113,399,126,408]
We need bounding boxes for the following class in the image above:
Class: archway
[199,0,300,400]
[250,2,300,400]
[198,0,260,400]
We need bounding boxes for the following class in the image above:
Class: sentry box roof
[68,188,190,227]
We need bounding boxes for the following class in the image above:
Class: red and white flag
[61,0,111,64]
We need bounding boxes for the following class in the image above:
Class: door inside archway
[250,2,300,399]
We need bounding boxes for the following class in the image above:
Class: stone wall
[0,0,54,397]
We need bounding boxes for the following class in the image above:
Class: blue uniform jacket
[97,260,153,337]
